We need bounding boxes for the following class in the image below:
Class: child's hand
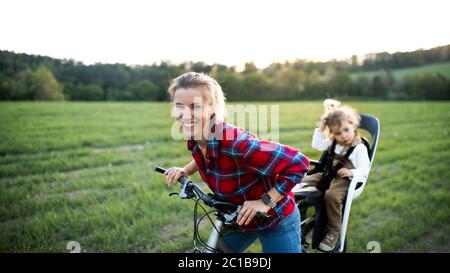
[319,117,327,131]
[337,168,352,178]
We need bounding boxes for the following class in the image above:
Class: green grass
[351,62,450,80]
[1,101,449,253]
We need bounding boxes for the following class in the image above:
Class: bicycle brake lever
[179,182,195,199]
[223,205,242,224]
[223,207,272,225]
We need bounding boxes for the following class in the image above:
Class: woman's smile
[181,120,200,128]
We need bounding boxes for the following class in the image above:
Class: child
[305,99,370,252]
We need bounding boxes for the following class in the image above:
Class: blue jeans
[223,206,302,253]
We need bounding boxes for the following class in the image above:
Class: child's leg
[292,172,322,193]
[301,172,322,187]
[319,178,349,251]
[323,178,349,234]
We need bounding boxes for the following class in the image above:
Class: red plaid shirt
[187,121,310,231]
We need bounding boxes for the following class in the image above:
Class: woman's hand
[164,167,188,186]
[236,200,270,226]
[337,168,352,178]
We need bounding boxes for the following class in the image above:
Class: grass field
[0,101,449,253]
[350,62,450,80]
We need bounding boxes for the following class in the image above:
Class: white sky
[1,0,449,69]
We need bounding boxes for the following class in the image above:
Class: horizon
[2,0,450,69]
[4,43,449,70]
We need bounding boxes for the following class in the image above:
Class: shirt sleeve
[231,132,310,196]
[349,144,371,182]
[311,128,332,151]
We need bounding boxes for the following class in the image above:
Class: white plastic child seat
[293,114,380,252]
[339,114,380,252]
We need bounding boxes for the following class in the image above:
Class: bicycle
[154,166,271,253]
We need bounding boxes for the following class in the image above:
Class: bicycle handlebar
[154,166,215,205]
[154,166,271,223]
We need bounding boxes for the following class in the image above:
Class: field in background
[0,101,449,252]
[351,62,450,80]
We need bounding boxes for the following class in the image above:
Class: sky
[1,0,449,69]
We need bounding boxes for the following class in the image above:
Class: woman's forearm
[183,159,198,176]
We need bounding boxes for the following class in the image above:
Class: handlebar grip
[154,166,190,186]
[178,176,190,185]
[255,211,271,222]
[154,166,166,174]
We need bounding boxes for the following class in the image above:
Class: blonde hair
[167,72,226,121]
[323,99,341,112]
[321,99,361,139]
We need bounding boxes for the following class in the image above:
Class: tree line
[0,44,449,101]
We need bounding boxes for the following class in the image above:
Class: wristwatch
[261,193,277,209]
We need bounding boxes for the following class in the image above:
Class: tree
[371,70,394,98]
[1,45,450,102]
[0,73,16,100]
[351,55,358,72]
[399,73,447,100]
[215,71,243,101]
[329,72,353,97]
[126,80,159,100]
[273,65,305,100]
[242,62,258,75]
[64,83,104,101]
[33,67,65,100]
[242,72,273,101]
[356,75,373,97]
[371,75,389,98]
[16,67,64,100]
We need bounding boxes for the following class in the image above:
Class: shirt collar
[186,120,224,159]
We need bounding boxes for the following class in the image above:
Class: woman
[163,72,309,253]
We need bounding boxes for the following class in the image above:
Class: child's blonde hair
[167,72,226,121]
[323,99,341,112]
[321,99,361,139]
